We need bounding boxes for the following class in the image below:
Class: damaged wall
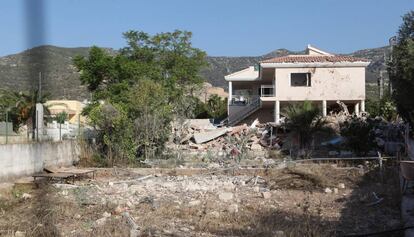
[0,140,80,181]
[274,67,365,101]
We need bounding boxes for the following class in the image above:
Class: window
[291,73,311,87]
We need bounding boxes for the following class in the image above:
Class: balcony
[260,85,275,97]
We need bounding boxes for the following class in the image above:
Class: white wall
[0,140,80,181]
[274,67,365,101]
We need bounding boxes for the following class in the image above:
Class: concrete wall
[0,140,80,181]
[274,67,365,101]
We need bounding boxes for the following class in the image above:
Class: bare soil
[0,163,403,237]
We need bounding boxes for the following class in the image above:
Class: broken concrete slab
[193,128,228,144]
[185,119,216,130]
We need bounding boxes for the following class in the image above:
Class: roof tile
[260,55,369,63]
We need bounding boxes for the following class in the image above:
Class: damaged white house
[224,45,371,125]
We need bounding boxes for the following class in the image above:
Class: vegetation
[74,30,207,163]
[366,95,398,121]
[0,89,49,134]
[55,111,68,140]
[388,10,414,128]
[284,101,330,154]
[340,117,376,156]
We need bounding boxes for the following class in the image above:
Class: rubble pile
[171,119,284,154]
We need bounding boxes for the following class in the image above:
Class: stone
[253,186,260,193]
[180,227,190,232]
[324,188,332,193]
[261,192,272,199]
[95,217,107,227]
[338,183,345,189]
[21,193,32,199]
[250,143,263,151]
[218,192,234,202]
[227,204,238,213]
[102,212,111,218]
[15,231,26,237]
[189,200,201,206]
[272,230,285,237]
[333,188,339,194]
[209,211,220,218]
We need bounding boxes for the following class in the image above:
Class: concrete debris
[261,191,272,199]
[193,128,228,144]
[218,192,234,202]
[170,119,283,155]
[324,188,332,194]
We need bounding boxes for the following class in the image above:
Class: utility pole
[388,36,397,95]
[38,72,42,101]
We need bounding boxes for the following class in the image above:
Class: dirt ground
[0,163,403,237]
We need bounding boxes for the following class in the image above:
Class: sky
[0,0,413,57]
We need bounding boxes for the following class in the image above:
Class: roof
[224,66,259,81]
[261,55,369,64]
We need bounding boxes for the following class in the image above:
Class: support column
[354,102,360,116]
[322,100,327,117]
[228,81,232,115]
[360,100,365,112]
[275,100,280,124]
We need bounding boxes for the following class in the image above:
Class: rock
[208,211,220,218]
[333,188,339,194]
[250,143,263,151]
[324,188,332,193]
[261,192,272,199]
[21,193,32,199]
[180,227,190,232]
[95,217,107,227]
[253,186,260,193]
[14,231,26,237]
[189,200,201,206]
[227,204,238,213]
[218,192,234,202]
[338,183,345,189]
[102,212,111,218]
[272,230,285,237]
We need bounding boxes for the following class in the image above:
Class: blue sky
[0,0,413,57]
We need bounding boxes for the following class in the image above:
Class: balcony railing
[260,85,275,97]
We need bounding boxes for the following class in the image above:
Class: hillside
[0,45,388,100]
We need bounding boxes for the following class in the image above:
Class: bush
[340,117,376,156]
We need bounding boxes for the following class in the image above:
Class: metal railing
[260,85,275,97]
[228,97,261,125]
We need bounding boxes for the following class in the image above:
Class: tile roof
[260,55,369,64]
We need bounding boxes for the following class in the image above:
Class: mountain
[0,45,388,100]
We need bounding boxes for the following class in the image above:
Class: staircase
[227,97,261,126]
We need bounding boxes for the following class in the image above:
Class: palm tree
[14,90,50,139]
[284,101,330,156]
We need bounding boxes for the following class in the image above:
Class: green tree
[206,94,227,119]
[55,111,68,141]
[73,30,206,163]
[340,117,376,156]
[388,11,414,127]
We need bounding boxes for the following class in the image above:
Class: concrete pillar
[228,81,232,116]
[354,102,359,116]
[322,100,327,117]
[360,100,365,112]
[275,100,280,124]
[228,81,232,105]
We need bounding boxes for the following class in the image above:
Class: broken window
[290,73,311,87]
